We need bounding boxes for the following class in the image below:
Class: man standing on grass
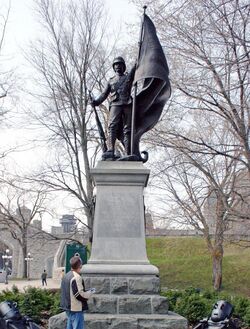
[60,256,93,329]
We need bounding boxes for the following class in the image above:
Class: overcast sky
[5,0,138,56]
[0,0,142,228]
[1,0,139,162]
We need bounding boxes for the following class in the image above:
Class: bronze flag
[132,14,171,158]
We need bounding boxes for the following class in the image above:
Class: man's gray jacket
[60,270,90,312]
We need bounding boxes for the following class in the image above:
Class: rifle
[88,91,108,153]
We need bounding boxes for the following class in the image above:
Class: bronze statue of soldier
[91,13,171,163]
[91,57,136,160]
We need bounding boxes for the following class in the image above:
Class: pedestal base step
[87,294,168,314]
[83,275,160,295]
[49,312,188,329]
[86,313,188,329]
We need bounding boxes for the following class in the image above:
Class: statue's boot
[101,150,115,161]
[101,133,117,161]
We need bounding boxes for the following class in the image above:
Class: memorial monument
[49,7,187,329]
[82,7,186,329]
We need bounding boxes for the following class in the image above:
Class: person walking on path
[41,269,47,286]
[60,256,94,329]
[5,270,8,285]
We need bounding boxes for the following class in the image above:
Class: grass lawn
[146,236,250,297]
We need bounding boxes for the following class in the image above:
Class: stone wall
[0,223,89,279]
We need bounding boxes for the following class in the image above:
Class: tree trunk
[22,232,28,278]
[212,246,223,291]
[22,246,27,278]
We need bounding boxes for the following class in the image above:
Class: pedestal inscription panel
[96,186,142,238]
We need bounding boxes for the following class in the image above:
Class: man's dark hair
[70,256,82,270]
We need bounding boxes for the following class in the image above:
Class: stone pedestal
[49,162,187,329]
[83,161,158,276]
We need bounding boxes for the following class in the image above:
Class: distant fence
[146,229,201,237]
[146,229,250,240]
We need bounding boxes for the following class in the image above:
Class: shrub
[49,291,61,316]
[161,287,250,327]
[18,287,54,321]
[232,296,250,323]
[243,305,250,326]
[175,294,210,324]
[162,289,183,311]
[0,286,23,305]
[0,286,60,324]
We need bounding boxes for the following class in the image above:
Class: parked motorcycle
[0,301,40,329]
[193,300,239,329]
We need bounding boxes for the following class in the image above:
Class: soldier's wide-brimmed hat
[112,56,126,71]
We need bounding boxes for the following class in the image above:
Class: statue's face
[114,62,125,74]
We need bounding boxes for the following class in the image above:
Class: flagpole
[130,5,147,156]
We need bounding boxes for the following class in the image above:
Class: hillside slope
[146,236,250,296]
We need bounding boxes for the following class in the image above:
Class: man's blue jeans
[66,311,84,329]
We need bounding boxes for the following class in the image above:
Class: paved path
[0,278,61,292]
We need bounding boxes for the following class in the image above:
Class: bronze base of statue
[101,150,119,161]
[101,150,140,162]
[117,154,139,161]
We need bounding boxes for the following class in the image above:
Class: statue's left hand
[91,99,98,107]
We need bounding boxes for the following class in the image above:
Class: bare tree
[0,0,20,162]
[132,0,250,174]
[131,0,250,290]
[26,0,120,240]
[0,181,50,278]
[0,0,10,101]
[152,0,249,172]
[150,115,249,290]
